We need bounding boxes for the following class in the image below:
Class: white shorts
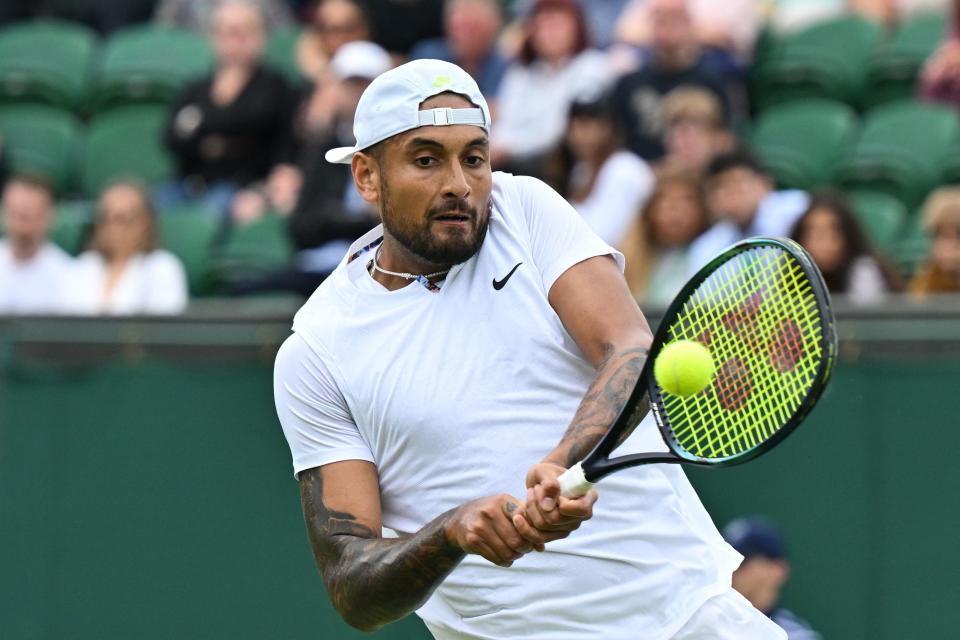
[671,589,788,640]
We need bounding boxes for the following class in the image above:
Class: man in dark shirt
[609,0,743,160]
[160,0,298,216]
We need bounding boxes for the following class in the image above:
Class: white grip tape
[558,461,594,498]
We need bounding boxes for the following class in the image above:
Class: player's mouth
[432,212,472,225]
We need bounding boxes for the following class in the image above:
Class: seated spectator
[0,175,72,314]
[409,0,508,100]
[616,0,761,62]
[610,0,744,160]
[559,93,654,247]
[62,181,188,315]
[921,0,960,108]
[159,0,299,218]
[687,148,808,275]
[154,0,293,31]
[723,516,823,640]
[230,40,389,296]
[296,0,373,82]
[910,186,960,295]
[620,172,710,305]
[656,85,733,178]
[790,191,900,305]
[492,0,614,175]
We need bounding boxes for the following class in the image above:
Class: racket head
[645,236,837,467]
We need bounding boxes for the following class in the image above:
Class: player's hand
[521,462,598,542]
[445,494,535,567]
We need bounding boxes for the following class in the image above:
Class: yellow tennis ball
[654,340,715,397]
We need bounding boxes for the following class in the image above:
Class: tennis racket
[558,237,837,497]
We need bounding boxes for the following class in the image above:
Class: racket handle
[558,461,594,498]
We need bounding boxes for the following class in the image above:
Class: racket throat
[558,461,595,498]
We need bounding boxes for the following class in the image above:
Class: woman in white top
[491,0,613,171]
[62,181,188,315]
[790,190,901,305]
[560,93,654,247]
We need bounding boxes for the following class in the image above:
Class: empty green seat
[265,27,306,84]
[847,190,907,254]
[867,13,945,108]
[50,200,94,255]
[79,105,174,199]
[837,100,960,209]
[753,16,884,111]
[750,99,857,190]
[895,213,931,277]
[93,26,213,110]
[0,104,82,194]
[0,20,97,111]
[158,204,220,295]
[214,213,293,283]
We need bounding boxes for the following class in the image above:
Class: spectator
[492,0,614,175]
[790,191,900,305]
[296,0,373,82]
[364,0,445,56]
[230,40,390,296]
[687,148,808,275]
[0,175,72,315]
[61,181,188,315]
[723,516,823,640]
[656,85,733,178]
[616,0,761,61]
[154,0,294,31]
[159,0,300,219]
[609,0,744,160]
[910,186,960,295]
[620,172,709,305]
[921,0,960,108]
[560,92,654,247]
[409,0,508,100]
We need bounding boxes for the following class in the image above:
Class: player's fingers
[555,489,598,519]
[510,511,547,549]
[466,535,515,567]
[538,476,560,512]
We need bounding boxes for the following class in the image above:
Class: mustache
[429,198,479,218]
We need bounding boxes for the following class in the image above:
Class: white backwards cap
[324,58,491,164]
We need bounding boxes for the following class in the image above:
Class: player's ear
[352,152,381,206]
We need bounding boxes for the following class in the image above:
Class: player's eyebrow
[406,136,490,152]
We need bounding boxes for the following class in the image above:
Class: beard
[379,178,490,267]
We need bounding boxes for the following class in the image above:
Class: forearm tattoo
[553,345,650,468]
[299,468,465,631]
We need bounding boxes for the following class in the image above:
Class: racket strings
[661,246,824,461]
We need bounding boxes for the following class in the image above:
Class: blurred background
[1,0,959,638]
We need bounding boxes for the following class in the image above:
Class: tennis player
[273,59,787,639]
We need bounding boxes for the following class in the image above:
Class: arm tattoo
[299,468,465,632]
[548,345,649,468]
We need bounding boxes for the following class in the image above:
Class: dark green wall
[2,317,959,639]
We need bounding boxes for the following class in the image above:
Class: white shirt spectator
[61,250,188,315]
[573,149,654,247]
[687,189,809,276]
[0,240,72,314]
[493,50,614,159]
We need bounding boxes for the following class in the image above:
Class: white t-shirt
[274,172,741,639]
[573,149,654,248]
[61,250,188,315]
[0,240,72,314]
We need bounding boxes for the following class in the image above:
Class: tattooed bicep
[299,463,382,555]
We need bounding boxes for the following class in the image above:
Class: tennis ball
[654,340,715,397]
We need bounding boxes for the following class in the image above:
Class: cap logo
[432,75,452,88]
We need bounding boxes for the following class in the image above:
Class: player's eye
[414,156,438,168]
[464,154,486,167]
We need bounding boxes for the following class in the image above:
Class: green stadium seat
[0,104,82,194]
[895,212,931,277]
[93,26,213,110]
[0,20,97,111]
[847,190,907,255]
[213,213,293,284]
[867,13,945,108]
[265,27,307,84]
[837,100,960,209]
[79,105,175,199]
[50,200,93,255]
[752,16,884,111]
[750,99,857,190]
[158,204,220,295]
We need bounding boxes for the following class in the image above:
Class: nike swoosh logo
[492,262,523,290]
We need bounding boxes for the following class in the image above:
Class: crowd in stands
[1,0,960,315]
